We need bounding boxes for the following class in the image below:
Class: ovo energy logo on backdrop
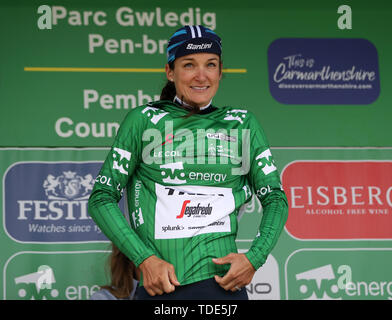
[14,265,58,299]
[4,251,107,300]
[3,162,114,243]
[286,249,392,300]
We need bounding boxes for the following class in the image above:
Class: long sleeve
[88,107,155,267]
[244,113,289,270]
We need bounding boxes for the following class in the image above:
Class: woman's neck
[173,96,212,110]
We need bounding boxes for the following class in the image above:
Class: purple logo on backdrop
[3,162,122,243]
[267,38,380,104]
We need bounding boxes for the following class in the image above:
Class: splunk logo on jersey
[176,200,213,218]
[4,162,109,243]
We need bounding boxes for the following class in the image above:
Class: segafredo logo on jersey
[176,200,213,218]
[282,161,392,240]
[4,162,109,243]
[286,249,392,300]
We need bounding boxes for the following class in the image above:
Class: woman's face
[166,53,222,108]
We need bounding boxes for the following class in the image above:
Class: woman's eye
[184,63,193,68]
[208,62,217,67]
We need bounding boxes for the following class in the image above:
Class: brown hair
[101,243,137,299]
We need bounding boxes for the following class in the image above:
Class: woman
[88,25,288,300]
[90,243,139,300]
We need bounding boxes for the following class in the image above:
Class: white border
[280,159,392,242]
[3,250,111,299]
[2,160,111,245]
[284,247,392,300]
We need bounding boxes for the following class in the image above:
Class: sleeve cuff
[132,250,155,268]
[245,247,267,271]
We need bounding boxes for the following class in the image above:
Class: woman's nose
[194,67,207,82]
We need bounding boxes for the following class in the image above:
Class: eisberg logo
[283,161,392,240]
[4,162,112,242]
[268,38,380,104]
[186,42,212,50]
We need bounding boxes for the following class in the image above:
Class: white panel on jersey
[154,183,234,239]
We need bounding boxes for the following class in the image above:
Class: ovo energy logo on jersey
[112,147,132,175]
[223,109,247,124]
[141,105,169,124]
[160,162,187,184]
[256,149,277,175]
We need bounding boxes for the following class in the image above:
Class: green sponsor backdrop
[0,0,391,300]
[0,0,391,146]
[1,148,391,299]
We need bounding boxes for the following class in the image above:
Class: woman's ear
[165,63,174,82]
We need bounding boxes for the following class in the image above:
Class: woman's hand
[139,255,180,296]
[212,253,256,292]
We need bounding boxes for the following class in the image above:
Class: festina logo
[18,171,94,221]
[176,200,213,219]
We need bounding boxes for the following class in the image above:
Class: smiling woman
[88,24,288,301]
